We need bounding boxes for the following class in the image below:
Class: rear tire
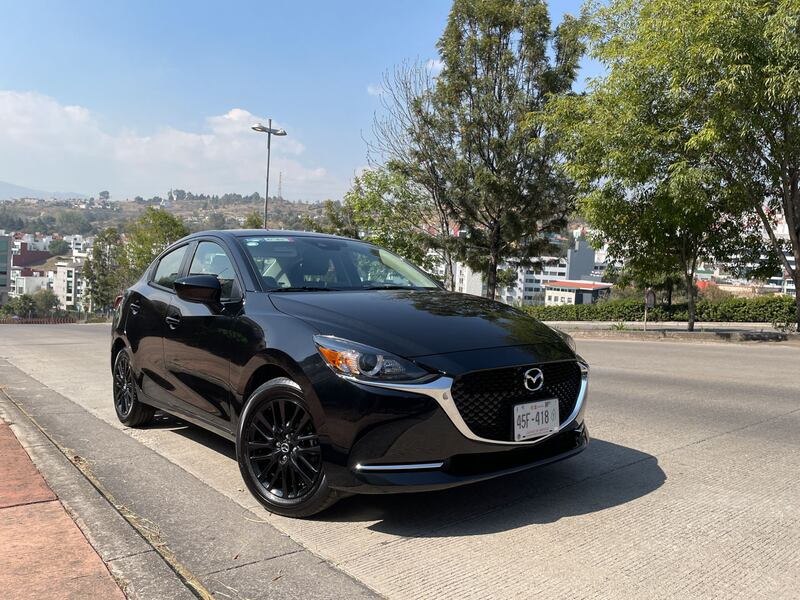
[236,377,339,518]
[112,347,155,427]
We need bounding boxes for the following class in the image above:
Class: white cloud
[366,83,383,97]
[426,58,444,76]
[0,90,341,201]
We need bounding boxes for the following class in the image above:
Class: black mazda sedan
[111,230,589,517]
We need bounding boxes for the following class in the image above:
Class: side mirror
[174,275,222,310]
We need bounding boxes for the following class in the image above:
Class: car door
[125,243,191,409]
[162,239,243,432]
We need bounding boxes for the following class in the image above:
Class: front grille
[450,360,582,442]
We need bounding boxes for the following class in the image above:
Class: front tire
[112,347,155,427]
[236,377,339,518]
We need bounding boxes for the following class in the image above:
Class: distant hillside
[0,181,86,201]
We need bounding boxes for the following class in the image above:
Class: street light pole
[251,121,287,229]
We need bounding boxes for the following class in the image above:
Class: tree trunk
[685,274,696,332]
[794,273,800,330]
[486,254,498,299]
[666,281,673,307]
[443,250,456,291]
[485,222,501,299]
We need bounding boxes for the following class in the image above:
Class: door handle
[165,314,181,330]
[129,302,140,315]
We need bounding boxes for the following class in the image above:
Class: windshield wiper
[361,285,419,290]
[268,286,341,292]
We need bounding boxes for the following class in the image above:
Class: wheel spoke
[297,445,321,454]
[248,441,274,450]
[296,452,319,474]
[250,448,280,462]
[280,464,289,497]
[291,457,315,486]
[277,399,287,427]
[255,413,275,436]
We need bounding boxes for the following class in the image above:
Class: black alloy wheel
[237,378,339,517]
[246,397,321,499]
[112,348,155,426]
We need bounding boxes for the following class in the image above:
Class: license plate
[513,399,559,441]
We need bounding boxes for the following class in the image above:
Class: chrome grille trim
[342,361,588,446]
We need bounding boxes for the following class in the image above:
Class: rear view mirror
[174,275,222,310]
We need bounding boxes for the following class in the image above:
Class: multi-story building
[544,280,613,306]
[454,262,486,297]
[0,234,11,305]
[10,268,49,297]
[498,239,598,306]
[53,259,85,310]
[62,234,93,255]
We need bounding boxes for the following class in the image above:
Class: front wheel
[112,347,155,427]
[236,377,339,518]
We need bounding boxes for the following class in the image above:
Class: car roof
[185,229,357,242]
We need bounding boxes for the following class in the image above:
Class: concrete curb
[569,329,800,345]
[0,390,199,600]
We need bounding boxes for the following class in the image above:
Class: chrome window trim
[355,462,445,472]
[342,361,588,447]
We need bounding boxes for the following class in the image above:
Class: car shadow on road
[138,417,666,537]
[318,439,666,537]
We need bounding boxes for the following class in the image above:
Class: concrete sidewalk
[0,420,126,600]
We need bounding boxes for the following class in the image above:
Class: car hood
[269,289,567,358]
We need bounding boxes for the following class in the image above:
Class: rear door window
[152,245,188,291]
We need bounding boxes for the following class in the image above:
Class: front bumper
[347,422,588,494]
[318,361,589,493]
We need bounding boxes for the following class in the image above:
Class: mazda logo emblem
[523,368,544,392]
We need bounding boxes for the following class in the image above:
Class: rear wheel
[112,347,155,427]
[236,377,339,517]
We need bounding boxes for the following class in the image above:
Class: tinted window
[153,245,188,290]
[239,235,439,290]
[189,241,236,298]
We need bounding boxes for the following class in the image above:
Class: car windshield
[238,235,441,291]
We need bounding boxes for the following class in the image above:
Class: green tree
[205,212,227,230]
[370,62,461,289]
[32,288,59,316]
[304,169,434,269]
[48,239,70,255]
[83,227,125,311]
[431,0,584,298]
[124,207,189,280]
[98,190,110,201]
[243,212,263,229]
[0,294,36,318]
[548,0,774,330]
[582,0,800,326]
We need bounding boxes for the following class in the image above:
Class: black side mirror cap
[174,275,222,310]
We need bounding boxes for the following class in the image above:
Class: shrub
[523,295,795,323]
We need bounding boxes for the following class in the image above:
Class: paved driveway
[1,324,798,598]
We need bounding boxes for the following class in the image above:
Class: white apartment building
[10,273,49,296]
[454,262,486,296]
[62,234,93,254]
[53,259,85,310]
[12,233,53,252]
[498,239,599,306]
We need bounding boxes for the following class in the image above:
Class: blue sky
[0,0,593,201]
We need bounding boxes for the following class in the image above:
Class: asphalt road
[1,324,798,599]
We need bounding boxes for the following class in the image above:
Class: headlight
[551,327,576,353]
[314,335,431,382]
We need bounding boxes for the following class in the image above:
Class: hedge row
[522,295,797,323]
